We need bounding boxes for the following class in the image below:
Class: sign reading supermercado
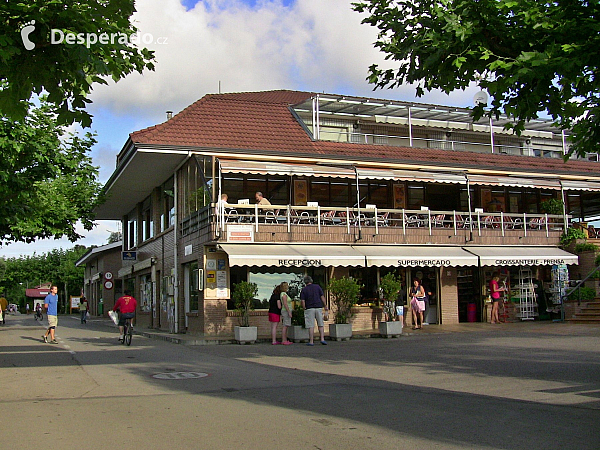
[397,259,452,267]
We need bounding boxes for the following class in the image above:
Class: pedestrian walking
[42,285,59,344]
[409,279,426,330]
[79,296,89,324]
[300,276,329,346]
[0,294,7,325]
[26,303,30,314]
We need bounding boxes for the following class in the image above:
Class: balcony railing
[318,129,567,159]
[214,203,568,238]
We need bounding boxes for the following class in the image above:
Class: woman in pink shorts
[268,285,282,344]
[409,279,426,329]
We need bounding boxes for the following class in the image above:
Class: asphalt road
[1,314,599,450]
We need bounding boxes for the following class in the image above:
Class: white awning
[219,244,365,267]
[219,160,355,178]
[219,159,467,184]
[463,246,578,266]
[353,245,478,267]
[560,180,600,192]
[467,174,561,190]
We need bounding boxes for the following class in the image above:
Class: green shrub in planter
[232,281,258,327]
[574,242,599,253]
[379,272,403,322]
[291,303,305,327]
[568,286,596,302]
[540,198,564,215]
[560,227,587,246]
[327,276,361,324]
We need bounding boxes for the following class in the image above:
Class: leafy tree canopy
[353,0,600,159]
[0,99,103,243]
[0,0,155,127]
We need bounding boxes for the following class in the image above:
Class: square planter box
[379,321,403,338]
[329,323,352,341]
[288,325,309,343]
[234,326,257,344]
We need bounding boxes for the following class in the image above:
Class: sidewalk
[88,315,582,346]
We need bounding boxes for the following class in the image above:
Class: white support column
[408,107,413,147]
[489,117,495,153]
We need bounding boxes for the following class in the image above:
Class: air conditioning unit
[586,152,599,162]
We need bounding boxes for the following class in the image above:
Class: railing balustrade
[212,203,568,237]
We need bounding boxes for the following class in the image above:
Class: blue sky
[0,0,480,258]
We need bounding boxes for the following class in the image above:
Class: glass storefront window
[310,180,330,205]
[248,268,306,309]
[330,180,350,207]
[407,184,425,210]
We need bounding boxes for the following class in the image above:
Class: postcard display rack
[514,267,538,320]
[548,265,569,314]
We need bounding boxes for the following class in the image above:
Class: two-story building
[94,90,600,335]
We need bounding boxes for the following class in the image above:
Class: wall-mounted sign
[104,271,113,280]
[104,280,114,290]
[226,224,254,242]
[122,251,137,261]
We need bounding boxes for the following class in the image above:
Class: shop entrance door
[410,267,439,325]
[457,268,481,322]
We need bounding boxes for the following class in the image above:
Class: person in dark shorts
[113,290,138,341]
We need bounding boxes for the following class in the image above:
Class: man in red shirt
[113,290,137,341]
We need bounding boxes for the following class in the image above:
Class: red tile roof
[130,90,599,177]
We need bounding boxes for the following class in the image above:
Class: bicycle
[122,317,133,346]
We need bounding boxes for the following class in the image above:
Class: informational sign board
[122,251,137,261]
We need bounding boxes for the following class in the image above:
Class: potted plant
[540,198,564,216]
[287,302,309,343]
[378,272,404,338]
[327,276,361,341]
[232,281,258,344]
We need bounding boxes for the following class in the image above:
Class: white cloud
[4,0,483,257]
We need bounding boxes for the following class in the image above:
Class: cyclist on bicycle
[113,290,137,342]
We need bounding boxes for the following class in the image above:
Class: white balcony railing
[215,203,568,238]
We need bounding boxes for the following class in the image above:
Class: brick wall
[440,267,459,324]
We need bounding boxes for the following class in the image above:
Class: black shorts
[118,312,135,326]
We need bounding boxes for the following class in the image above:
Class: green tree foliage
[353,0,600,159]
[0,246,88,310]
[0,100,102,243]
[0,0,155,127]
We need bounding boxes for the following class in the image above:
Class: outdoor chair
[376,211,390,227]
[431,214,446,227]
[320,210,336,225]
[265,209,280,224]
[454,214,471,229]
[406,214,423,228]
[225,208,240,223]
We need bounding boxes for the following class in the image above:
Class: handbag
[86,311,91,320]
